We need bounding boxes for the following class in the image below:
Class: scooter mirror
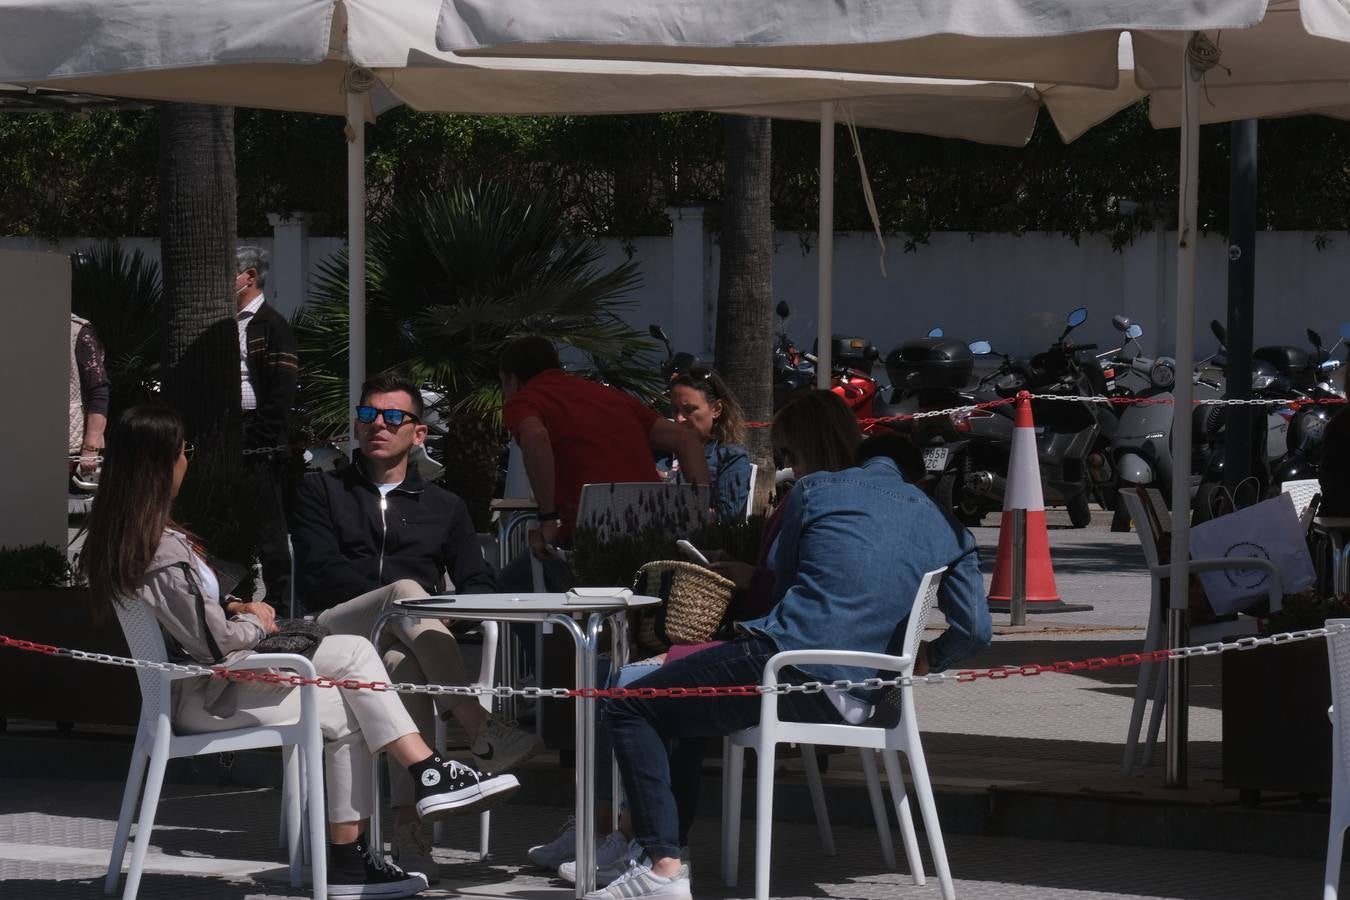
[1340,322,1350,340]
[1210,320,1228,344]
[775,301,791,320]
[1066,307,1089,328]
[1111,314,1132,333]
[969,340,992,355]
[648,324,668,341]
[927,327,944,338]
[1308,328,1324,349]
[1126,324,1143,339]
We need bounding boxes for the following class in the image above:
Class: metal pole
[345,90,366,452]
[1223,119,1258,489]
[817,102,834,388]
[1010,508,1027,626]
[1167,38,1204,789]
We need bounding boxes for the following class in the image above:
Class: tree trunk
[714,115,774,512]
[158,103,245,557]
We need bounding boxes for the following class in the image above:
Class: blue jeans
[604,636,839,861]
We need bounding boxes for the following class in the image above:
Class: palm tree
[156,102,248,559]
[715,115,774,511]
[295,177,660,525]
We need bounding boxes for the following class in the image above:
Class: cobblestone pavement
[0,780,1325,900]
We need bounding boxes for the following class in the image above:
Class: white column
[265,212,312,319]
[817,102,835,388]
[346,91,366,451]
[666,204,710,357]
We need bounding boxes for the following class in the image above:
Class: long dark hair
[770,390,860,476]
[80,405,184,617]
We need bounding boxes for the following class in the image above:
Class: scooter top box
[885,337,974,391]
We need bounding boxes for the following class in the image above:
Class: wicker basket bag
[631,560,736,655]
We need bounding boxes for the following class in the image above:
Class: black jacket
[291,455,496,613]
[244,301,298,452]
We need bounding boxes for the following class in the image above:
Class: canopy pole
[1166,35,1203,790]
[817,101,834,389]
[346,91,367,452]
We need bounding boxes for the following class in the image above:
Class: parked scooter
[1101,315,1223,531]
[1194,320,1348,519]
[887,307,1105,528]
[772,301,886,431]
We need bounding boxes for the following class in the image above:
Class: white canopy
[436,0,1270,87]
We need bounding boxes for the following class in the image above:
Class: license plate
[923,447,949,472]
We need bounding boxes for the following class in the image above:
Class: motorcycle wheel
[936,471,985,527]
[1066,491,1093,529]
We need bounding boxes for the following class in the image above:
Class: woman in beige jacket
[79,405,518,900]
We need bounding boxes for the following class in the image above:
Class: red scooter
[773,302,885,432]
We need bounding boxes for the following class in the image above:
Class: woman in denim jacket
[668,369,751,523]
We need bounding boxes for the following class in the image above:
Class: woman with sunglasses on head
[667,369,751,523]
[79,405,520,900]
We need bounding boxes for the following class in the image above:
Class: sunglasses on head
[355,405,420,427]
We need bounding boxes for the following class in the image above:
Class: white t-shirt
[377,482,399,497]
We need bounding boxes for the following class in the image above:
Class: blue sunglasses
[355,405,420,427]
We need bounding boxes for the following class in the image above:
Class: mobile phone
[676,539,710,565]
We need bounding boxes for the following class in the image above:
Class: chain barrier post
[1011,508,1027,626]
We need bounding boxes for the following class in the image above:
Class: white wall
[8,226,1349,365]
[0,250,69,550]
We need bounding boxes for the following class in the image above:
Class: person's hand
[710,560,756,591]
[528,520,562,560]
[913,640,930,677]
[704,549,730,563]
[234,601,278,634]
[78,435,103,474]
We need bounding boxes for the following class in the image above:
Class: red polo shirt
[503,369,661,534]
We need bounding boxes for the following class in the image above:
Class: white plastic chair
[1323,617,1350,900]
[744,464,758,522]
[106,600,325,900]
[430,619,498,859]
[1283,478,1323,528]
[1120,489,1282,775]
[720,567,954,900]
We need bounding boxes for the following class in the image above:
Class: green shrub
[0,544,73,590]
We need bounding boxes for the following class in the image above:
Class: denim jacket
[675,440,751,523]
[740,456,991,694]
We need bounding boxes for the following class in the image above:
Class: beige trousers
[174,634,417,823]
[316,579,475,807]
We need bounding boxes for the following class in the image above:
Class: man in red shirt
[499,336,709,566]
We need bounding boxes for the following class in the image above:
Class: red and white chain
[3,622,1344,699]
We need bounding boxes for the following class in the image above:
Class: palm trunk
[158,102,246,557]
[715,115,774,511]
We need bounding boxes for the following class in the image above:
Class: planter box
[1222,639,1332,797]
[0,588,139,728]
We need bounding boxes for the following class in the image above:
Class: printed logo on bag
[421,769,441,787]
[1222,542,1272,589]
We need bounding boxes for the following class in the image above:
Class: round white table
[370,589,659,897]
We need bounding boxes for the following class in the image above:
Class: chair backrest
[1121,488,1170,569]
[1281,478,1321,527]
[1325,618,1350,772]
[744,464,758,522]
[901,567,947,673]
[575,482,711,543]
[112,599,174,722]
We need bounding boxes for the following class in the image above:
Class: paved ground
[9,515,1319,898]
[0,780,1327,900]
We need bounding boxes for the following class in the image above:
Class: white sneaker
[527,816,577,870]
[390,820,439,885]
[582,857,691,900]
[558,832,637,885]
[471,717,545,774]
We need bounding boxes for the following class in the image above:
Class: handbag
[1189,491,1316,616]
[254,618,331,659]
[631,560,735,656]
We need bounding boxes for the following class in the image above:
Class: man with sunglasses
[292,373,541,882]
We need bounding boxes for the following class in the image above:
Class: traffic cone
[987,392,1078,613]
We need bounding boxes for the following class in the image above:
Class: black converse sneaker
[410,754,520,820]
[328,834,428,899]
